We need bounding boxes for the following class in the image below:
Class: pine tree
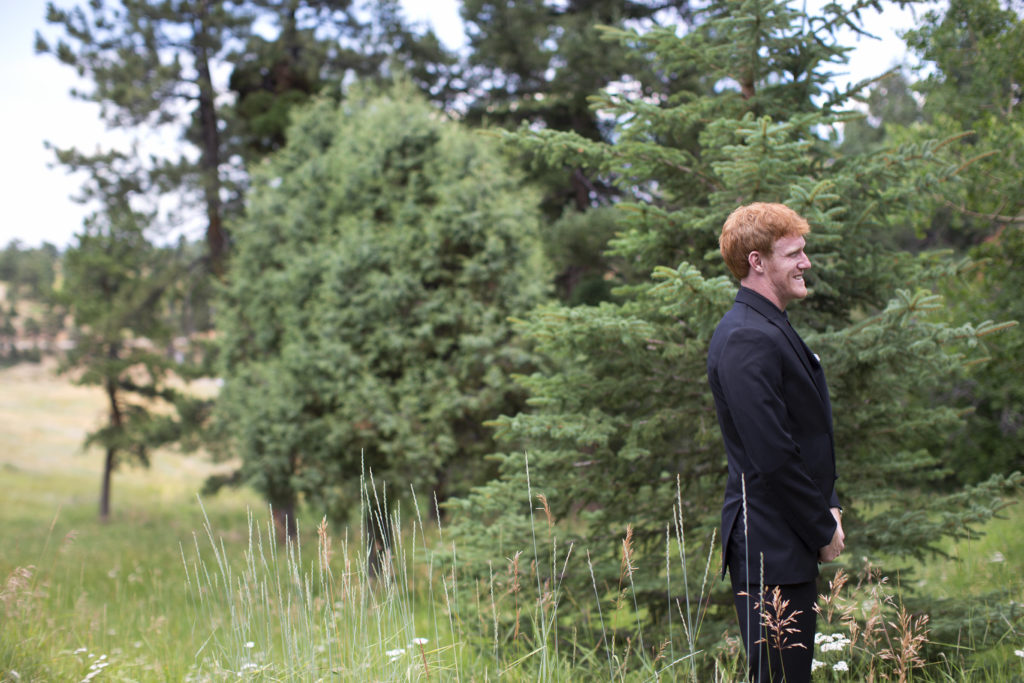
[448,0,1021,658]
[214,81,551,536]
[57,149,205,521]
[36,0,453,275]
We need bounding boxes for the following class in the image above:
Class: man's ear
[747,250,763,275]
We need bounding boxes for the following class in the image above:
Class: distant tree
[0,240,63,363]
[839,69,922,157]
[227,0,458,170]
[37,0,450,275]
[0,240,21,283]
[448,0,1020,662]
[36,0,257,274]
[215,81,551,536]
[58,150,205,521]
[0,240,59,301]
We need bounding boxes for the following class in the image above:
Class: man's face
[761,234,811,308]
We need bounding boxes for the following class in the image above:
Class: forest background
[2,0,1023,680]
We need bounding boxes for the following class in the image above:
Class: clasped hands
[818,506,845,562]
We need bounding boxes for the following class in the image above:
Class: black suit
[707,287,840,682]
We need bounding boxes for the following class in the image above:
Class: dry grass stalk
[60,529,79,554]
[620,523,637,581]
[816,567,850,624]
[744,585,808,653]
[879,606,929,683]
[507,550,523,641]
[316,515,333,568]
[1,565,36,615]
[415,638,431,678]
[536,493,553,528]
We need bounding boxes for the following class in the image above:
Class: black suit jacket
[707,287,840,585]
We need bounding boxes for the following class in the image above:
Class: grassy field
[2,361,1022,681]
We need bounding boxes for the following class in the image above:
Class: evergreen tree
[36,0,258,274]
[448,0,1020,660]
[457,1,698,305]
[36,0,450,275]
[903,0,1024,244]
[215,81,550,535]
[897,0,1024,484]
[227,0,459,169]
[57,149,205,521]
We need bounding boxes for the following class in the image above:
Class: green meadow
[2,361,1023,681]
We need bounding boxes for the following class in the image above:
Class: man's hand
[818,507,845,562]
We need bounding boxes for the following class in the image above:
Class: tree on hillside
[214,81,551,538]
[448,0,1020,663]
[0,241,63,365]
[58,150,206,521]
[0,240,60,303]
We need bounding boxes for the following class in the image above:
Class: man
[706,203,844,683]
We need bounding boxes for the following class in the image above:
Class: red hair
[719,203,810,279]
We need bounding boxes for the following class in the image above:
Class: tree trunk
[99,446,115,522]
[101,371,122,522]
[194,0,226,275]
[272,502,298,544]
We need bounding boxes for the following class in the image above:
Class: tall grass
[177,464,486,680]
[3,472,1023,681]
[2,364,1022,681]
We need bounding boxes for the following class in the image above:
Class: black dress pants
[730,573,818,683]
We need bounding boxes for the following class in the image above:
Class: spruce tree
[448,0,1021,659]
[901,0,1024,487]
[215,81,550,535]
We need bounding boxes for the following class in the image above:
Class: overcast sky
[0,0,920,251]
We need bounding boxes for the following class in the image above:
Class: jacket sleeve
[718,325,837,552]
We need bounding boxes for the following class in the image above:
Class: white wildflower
[833,660,849,672]
[411,637,428,646]
[811,659,825,672]
[245,641,255,649]
[1014,648,1024,658]
[385,648,405,658]
[990,551,1006,563]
